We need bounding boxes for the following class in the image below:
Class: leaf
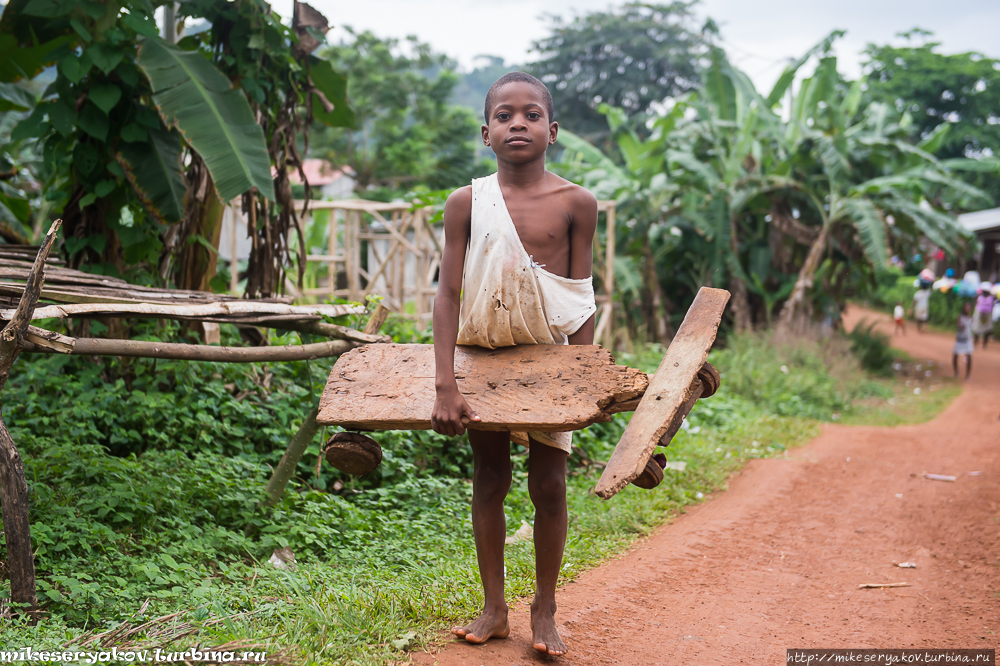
[94,180,115,197]
[309,58,355,128]
[87,43,124,74]
[22,0,75,18]
[0,81,34,111]
[69,18,92,42]
[122,12,158,38]
[73,142,101,176]
[120,122,148,143]
[78,103,109,141]
[117,125,187,224]
[843,198,887,269]
[766,30,844,108]
[48,99,77,137]
[89,84,122,114]
[0,197,32,243]
[0,33,73,83]
[916,123,949,155]
[137,36,275,201]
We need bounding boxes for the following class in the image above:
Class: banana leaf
[137,36,275,202]
[117,126,187,225]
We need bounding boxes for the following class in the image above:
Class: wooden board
[316,344,648,431]
[594,287,730,499]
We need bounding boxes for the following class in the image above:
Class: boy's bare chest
[504,200,571,269]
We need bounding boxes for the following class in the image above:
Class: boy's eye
[497,112,510,121]
[527,112,540,120]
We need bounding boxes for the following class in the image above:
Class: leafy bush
[847,320,895,376]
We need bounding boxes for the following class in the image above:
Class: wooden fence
[287,199,617,344]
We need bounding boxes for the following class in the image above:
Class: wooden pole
[326,210,346,299]
[22,337,358,362]
[0,219,61,621]
[604,203,616,349]
[260,303,391,508]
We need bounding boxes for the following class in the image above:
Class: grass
[0,327,960,663]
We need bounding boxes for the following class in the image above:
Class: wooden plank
[594,287,729,499]
[317,343,648,431]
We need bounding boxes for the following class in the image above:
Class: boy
[893,301,906,336]
[430,72,597,657]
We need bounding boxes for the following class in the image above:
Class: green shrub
[846,320,895,376]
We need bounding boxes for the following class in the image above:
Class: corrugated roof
[958,207,1000,233]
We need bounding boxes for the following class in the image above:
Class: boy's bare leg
[527,438,569,656]
[452,430,512,644]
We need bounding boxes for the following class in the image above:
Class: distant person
[953,302,974,381]
[912,287,931,333]
[973,285,994,349]
[893,301,906,336]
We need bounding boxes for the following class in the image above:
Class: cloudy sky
[271,0,1000,92]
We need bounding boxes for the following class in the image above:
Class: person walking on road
[912,287,931,333]
[893,302,906,336]
[973,284,994,349]
[954,302,974,381]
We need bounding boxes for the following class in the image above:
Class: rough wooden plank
[594,287,730,499]
[317,343,648,431]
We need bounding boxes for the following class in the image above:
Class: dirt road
[413,306,1000,664]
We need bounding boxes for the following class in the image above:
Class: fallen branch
[858,582,910,589]
[0,219,61,622]
[22,336,358,362]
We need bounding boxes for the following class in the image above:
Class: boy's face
[482,82,557,163]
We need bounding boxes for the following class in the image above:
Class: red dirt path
[412,306,1000,665]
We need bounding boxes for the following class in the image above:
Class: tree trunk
[642,243,672,344]
[177,174,226,293]
[0,418,37,618]
[728,276,753,332]
[777,223,830,331]
[0,220,60,621]
[728,211,752,332]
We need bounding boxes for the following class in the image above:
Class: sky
[270,0,1000,93]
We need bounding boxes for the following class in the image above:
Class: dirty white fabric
[455,172,597,453]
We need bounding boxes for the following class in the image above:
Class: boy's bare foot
[531,602,567,656]
[451,607,510,644]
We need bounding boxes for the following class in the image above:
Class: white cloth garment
[455,172,597,453]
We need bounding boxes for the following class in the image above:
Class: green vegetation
[311,30,489,198]
[0,327,958,663]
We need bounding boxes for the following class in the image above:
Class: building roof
[958,207,1000,233]
[287,159,350,186]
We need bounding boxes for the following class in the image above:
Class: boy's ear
[548,121,558,146]
[481,124,490,146]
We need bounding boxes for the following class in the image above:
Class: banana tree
[556,102,684,342]
[0,0,352,296]
[774,55,983,329]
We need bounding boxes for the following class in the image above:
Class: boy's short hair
[483,72,555,124]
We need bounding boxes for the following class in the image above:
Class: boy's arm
[431,186,480,436]
[567,187,598,346]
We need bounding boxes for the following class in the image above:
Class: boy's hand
[431,388,480,436]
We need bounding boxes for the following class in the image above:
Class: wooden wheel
[324,432,383,475]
